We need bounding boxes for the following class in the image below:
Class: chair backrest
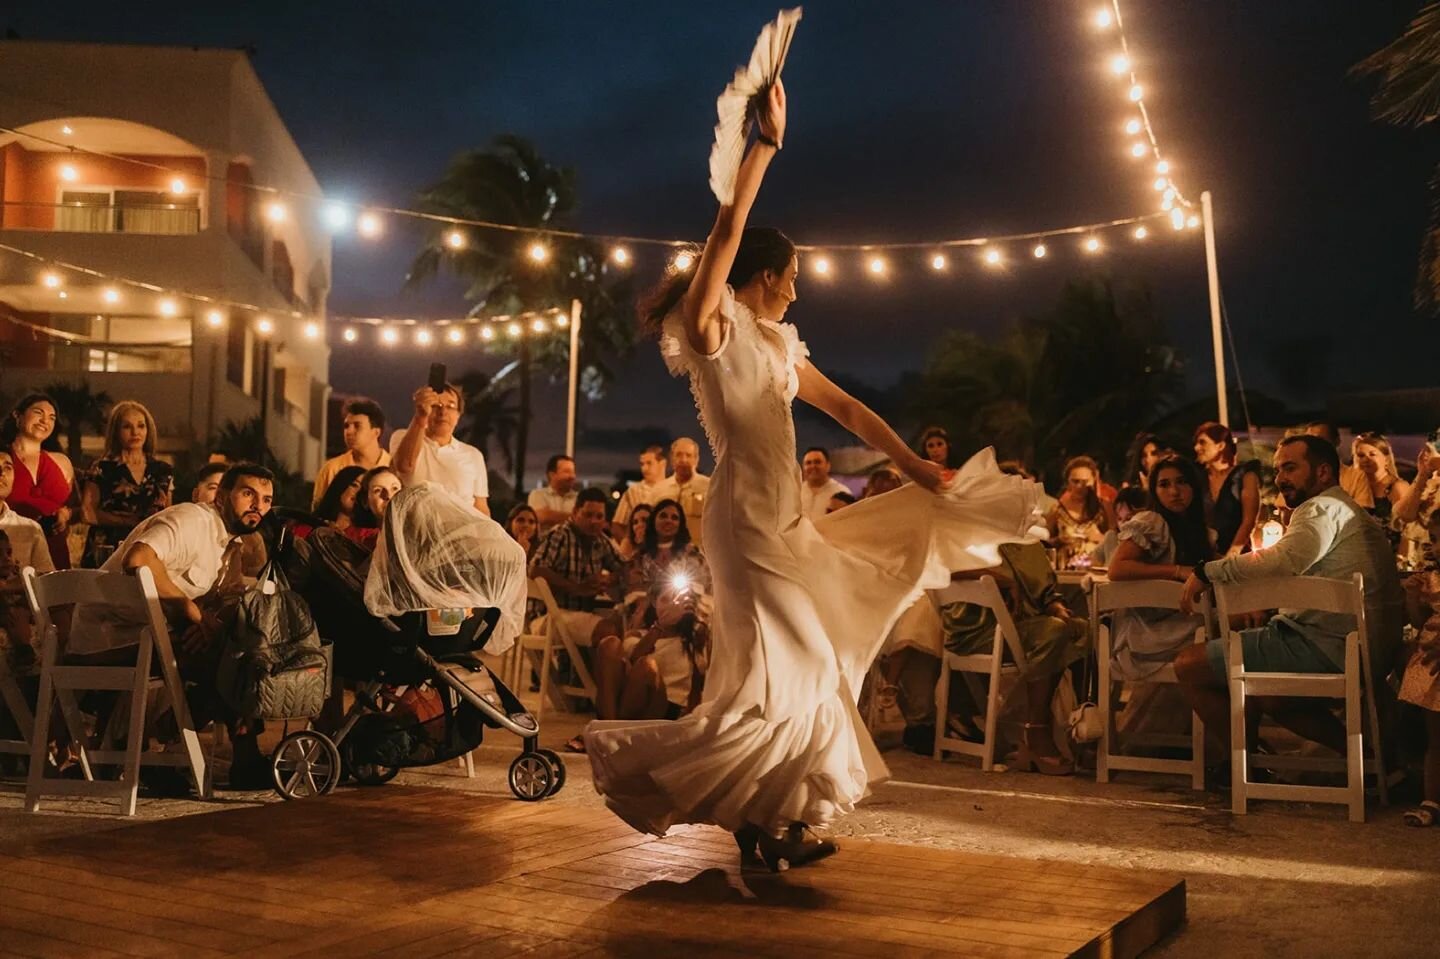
[525,577,561,631]
[22,566,167,655]
[930,575,1028,670]
[1213,573,1364,650]
[1094,578,1187,614]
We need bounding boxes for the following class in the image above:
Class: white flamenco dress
[585,288,1039,835]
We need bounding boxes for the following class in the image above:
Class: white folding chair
[931,576,1028,771]
[517,577,604,721]
[1215,573,1387,822]
[0,667,34,765]
[1092,578,1208,790]
[22,566,208,815]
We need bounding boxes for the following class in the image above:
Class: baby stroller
[270,484,564,801]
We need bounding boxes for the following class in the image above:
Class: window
[55,189,199,234]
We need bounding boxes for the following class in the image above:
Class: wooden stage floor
[0,786,1185,958]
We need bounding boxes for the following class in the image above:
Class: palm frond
[1352,3,1440,126]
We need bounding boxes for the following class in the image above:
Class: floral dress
[84,457,173,567]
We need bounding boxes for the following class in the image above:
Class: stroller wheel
[271,730,342,800]
[535,748,567,797]
[508,751,556,801]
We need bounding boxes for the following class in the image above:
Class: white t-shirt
[390,428,489,504]
[0,503,55,574]
[800,477,849,521]
[528,486,578,528]
[72,503,239,654]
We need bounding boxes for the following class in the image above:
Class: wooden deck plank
[1,785,1184,958]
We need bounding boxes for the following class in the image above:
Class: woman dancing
[585,81,1039,870]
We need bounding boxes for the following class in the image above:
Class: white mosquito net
[364,482,528,654]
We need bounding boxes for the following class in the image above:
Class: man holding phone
[390,367,490,516]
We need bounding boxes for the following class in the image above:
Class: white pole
[1201,190,1228,427]
[565,298,581,457]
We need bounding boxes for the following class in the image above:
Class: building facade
[0,40,331,475]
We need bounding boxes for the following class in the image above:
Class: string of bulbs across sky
[2,1,1198,351]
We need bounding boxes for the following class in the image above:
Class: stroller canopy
[364,482,528,654]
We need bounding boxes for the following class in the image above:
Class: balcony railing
[1,202,200,236]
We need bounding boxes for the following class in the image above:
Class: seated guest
[191,463,227,505]
[612,445,670,541]
[1305,421,1369,504]
[800,446,848,522]
[530,487,626,647]
[827,490,856,513]
[939,541,1090,774]
[1398,440,1440,568]
[0,451,55,670]
[1122,432,1163,491]
[1176,436,1405,776]
[81,401,173,569]
[390,381,489,515]
[1000,459,1057,515]
[918,426,952,469]
[1194,421,1260,558]
[658,437,710,548]
[1399,509,1440,827]
[0,450,56,578]
[314,465,366,531]
[616,504,653,565]
[506,503,540,558]
[312,398,389,510]
[347,466,403,551]
[3,393,75,571]
[528,454,579,532]
[74,464,277,789]
[1094,485,1149,567]
[863,466,904,498]
[1107,456,1215,681]
[1046,455,1115,568]
[1350,431,1410,530]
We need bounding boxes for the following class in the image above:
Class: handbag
[1066,653,1104,744]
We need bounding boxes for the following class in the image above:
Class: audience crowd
[2,375,1438,824]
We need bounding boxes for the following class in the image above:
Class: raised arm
[680,81,787,356]
[392,387,436,480]
[795,359,944,492]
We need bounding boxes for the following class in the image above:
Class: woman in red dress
[2,394,75,571]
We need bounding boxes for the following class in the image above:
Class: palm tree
[406,135,636,497]
[454,366,522,471]
[42,380,112,463]
[1353,4,1440,310]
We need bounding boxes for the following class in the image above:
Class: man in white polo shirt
[390,381,490,515]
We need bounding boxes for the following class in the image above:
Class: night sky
[6,1,1433,480]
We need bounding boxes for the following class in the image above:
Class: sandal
[1017,722,1074,776]
[1404,800,1440,828]
[562,734,586,754]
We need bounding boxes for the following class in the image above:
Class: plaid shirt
[529,520,624,611]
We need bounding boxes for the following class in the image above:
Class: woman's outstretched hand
[758,79,787,147]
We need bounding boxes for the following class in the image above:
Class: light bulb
[611,246,630,265]
[532,318,548,333]
[1128,83,1144,102]
[508,322,522,338]
[1134,226,1149,240]
[983,248,1003,266]
[1155,160,1170,175]
[673,251,694,271]
[1162,196,1175,211]
[206,309,225,327]
[1124,118,1143,136]
[40,272,61,289]
[527,242,549,263]
[1186,214,1201,229]
[60,124,73,136]
[930,253,948,271]
[415,328,433,346]
[158,298,178,317]
[480,325,495,341]
[1094,8,1113,29]
[170,177,187,194]
[57,291,67,300]
[357,212,383,237]
[445,230,466,250]
[1109,54,1131,76]
[1171,208,1186,230]
[867,255,886,275]
[343,327,358,343]
[256,316,275,335]
[102,287,121,304]
[811,256,831,275]
[1032,243,1047,259]
[1153,177,1168,191]
[322,203,350,231]
[303,321,320,339]
[265,201,287,223]
[381,328,399,345]
[1130,142,1147,158]
[1083,236,1101,253]
[59,164,78,182]
[446,327,464,343]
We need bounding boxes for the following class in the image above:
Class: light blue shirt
[1204,486,1404,677]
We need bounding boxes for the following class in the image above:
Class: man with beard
[73,463,276,788]
[1174,435,1403,774]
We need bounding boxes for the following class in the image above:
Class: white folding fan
[708,6,803,206]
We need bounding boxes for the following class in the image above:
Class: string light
[672,251,694,271]
[507,322,522,338]
[158,297,178,317]
[265,201,287,223]
[303,321,320,339]
[445,230,466,250]
[867,255,887,275]
[205,309,225,327]
[169,177,186,194]
[527,242,549,263]
[446,327,464,343]
[381,328,399,345]
[57,291,67,300]
[1133,226,1148,240]
[1153,177,1168,191]
[343,327,358,343]
[1155,160,1170,175]
[1032,243,1047,259]
[1128,83,1143,102]
[357,212,383,237]
[1171,208,1186,230]
[102,287,120,305]
[322,202,350,231]
[1186,214,1201,229]
[1129,142,1147,158]
[1083,236,1102,253]
[611,246,630,265]
[40,271,61,289]
[480,325,495,342]
[1109,54,1131,76]
[531,318,548,333]
[983,247,1003,267]
[415,328,432,345]
[256,316,275,335]
[929,253,948,271]
[811,255,832,276]
[59,164,78,182]
[60,124,73,136]
[1124,118,1142,136]
[555,314,570,328]
[1094,7,1113,29]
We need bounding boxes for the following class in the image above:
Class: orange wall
[226,161,252,239]
[0,146,207,229]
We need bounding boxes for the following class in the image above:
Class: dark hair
[1113,485,1149,515]
[863,466,903,498]
[1,393,56,448]
[803,446,830,462]
[641,444,667,460]
[1305,421,1341,447]
[219,462,275,492]
[1147,455,1213,565]
[1279,434,1341,481]
[1123,432,1160,488]
[1193,421,1237,465]
[315,465,367,523]
[642,498,692,557]
[506,504,538,545]
[997,459,1034,480]
[196,462,228,484]
[829,491,857,507]
[344,398,386,433]
[1060,455,1104,523]
[353,466,401,529]
[545,453,574,475]
[575,487,608,511]
[625,503,655,548]
[918,426,951,466]
[638,228,797,333]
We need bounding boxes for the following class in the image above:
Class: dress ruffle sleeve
[659,285,738,378]
[1117,510,1171,561]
